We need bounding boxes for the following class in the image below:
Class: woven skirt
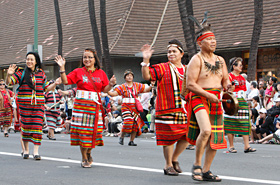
[45,110,61,130]
[155,112,188,146]
[70,93,103,148]
[121,103,145,136]
[224,97,250,135]
[19,104,44,145]
[0,107,12,127]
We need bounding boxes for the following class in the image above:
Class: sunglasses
[0,83,5,85]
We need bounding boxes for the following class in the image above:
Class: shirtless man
[186,28,232,181]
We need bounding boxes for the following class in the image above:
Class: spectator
[259,89,265,109]
[149,88,157,133]
[247,81,259,101]
[105,110,122,137]
[139,90,152,131]
[241,73,251,98]
[249,108,259,144]
[256,99,280,138]
[264,77,277,109]
[272,83,280,106]
[255,108,269,138]
[252,96,261,111]
[256,119,280,144]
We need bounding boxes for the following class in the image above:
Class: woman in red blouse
[55,48,116,168]
[224,57,256,153]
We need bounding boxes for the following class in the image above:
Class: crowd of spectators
[245,75,280,144]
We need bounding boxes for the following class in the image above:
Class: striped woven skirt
[0,107,12,126]
[45,110,61,130]
[121,103,145,136]
[186,89,227,150]
[19,104,44,145]
[70,95,103,148]
[224,97,250,135]
[155,112,188,146]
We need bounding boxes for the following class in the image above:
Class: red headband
[197,32,215,42]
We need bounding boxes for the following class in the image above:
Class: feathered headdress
[188,11,214,40]
[188,11,213,30]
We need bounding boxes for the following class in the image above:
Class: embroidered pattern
[82,75,88,83]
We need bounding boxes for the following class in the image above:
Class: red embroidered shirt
[66,67,109,92]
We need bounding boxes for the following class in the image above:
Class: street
[0,132,279,185]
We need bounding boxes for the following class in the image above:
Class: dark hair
[123,69,134,79]
[168,39,184,53]
[81,48,101,70]
[251,81,257,88]
[270,77,277,84]
[273,83,278,91]
[195,26,212,41]
[24,52,42,90]
[251,108,259,123]
[229,57,242,71]
[259,89,264,96]
[253,96,259,103]
[61,112,67,119]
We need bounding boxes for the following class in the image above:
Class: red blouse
[66,67,109,92]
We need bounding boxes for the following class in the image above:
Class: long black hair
[24,52,42,90]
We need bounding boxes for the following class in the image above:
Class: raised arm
[141,44,154,81]
[5,64,17,85]
[143,81,155,93]
[54,55,68,84]
[103,75,116,93]
[46,77,61,92]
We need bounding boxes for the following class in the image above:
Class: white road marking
[0,151,279,184]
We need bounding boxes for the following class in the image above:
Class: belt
[122,98,135,103]
[76,90,99,104]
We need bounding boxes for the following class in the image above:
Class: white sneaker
[105,133,110,137]
[151,136,156,139]
[110,133,114,137]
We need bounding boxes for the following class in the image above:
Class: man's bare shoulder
[216,54,226,63]
[188,53,201,67]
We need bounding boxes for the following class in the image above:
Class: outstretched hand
[109,75,117,86]
[7,64,17,75]
[141,44,154,60]
[55,77,62,85]
[54,55,66,67]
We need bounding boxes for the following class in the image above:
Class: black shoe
[128,141,137,146]
[33,155,41,160]
[119,137,124,145]
[23,154,29,159]
[49,137,56,140]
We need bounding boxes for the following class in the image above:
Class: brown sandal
[81,160,91,168]
[244,147,256,153]
[172,161,182,173]
[163,166,178,176]
[228,147,237,153]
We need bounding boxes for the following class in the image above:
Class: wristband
[140,62,150,67]
[59,70,65,73]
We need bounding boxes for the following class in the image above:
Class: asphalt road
[0,132,279,185]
